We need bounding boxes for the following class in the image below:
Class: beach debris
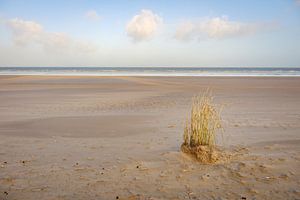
[176,175,182,181]
[182,169,188,173]
[241,197,247,200]
[74,167,95,172]
[248,188,258,194]
[100,167,105,174]
[168,124,175,128]
[261,176,276,182]
[20,160,30,165]
[159,171,167,178]
[133,177,141,181]
[184,185,194,199]
[289,171,295,175]
[87,157,94,160]
[116,196,119,199]
[200,174,211,180]
[31,187,47,192]
[120,167,127,172]
[4,191,8,195]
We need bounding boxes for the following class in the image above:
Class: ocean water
[0,67,300,76]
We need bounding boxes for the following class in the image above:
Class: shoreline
[1,74,300,77]
[1,67,300,77]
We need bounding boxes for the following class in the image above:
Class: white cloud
[6,18,43,45]
[6,18,97,53]
[296,0,300,5]
[175,17,271,41]
[85,10,101,21]
[126,9,163,42]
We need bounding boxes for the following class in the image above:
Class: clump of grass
[181,90,222,163]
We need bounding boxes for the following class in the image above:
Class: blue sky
[0,0,299,67]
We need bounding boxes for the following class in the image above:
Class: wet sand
[0,76,300,199]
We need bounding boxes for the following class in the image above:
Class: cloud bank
[126,9,163,42]
[6,18,97,53]
[175,17,273,41]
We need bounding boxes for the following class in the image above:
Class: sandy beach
[0,75,299,200]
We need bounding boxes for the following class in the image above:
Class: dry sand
[0,75,299,200]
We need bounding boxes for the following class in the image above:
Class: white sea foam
[0,67,299,77]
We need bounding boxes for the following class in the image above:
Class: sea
[0,67,300,77]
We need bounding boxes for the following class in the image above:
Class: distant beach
[1,67,300,76]
[0,75,299,199]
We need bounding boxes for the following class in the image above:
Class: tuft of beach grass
[181,89,222,163]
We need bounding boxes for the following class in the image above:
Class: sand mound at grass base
[181,144,220,164]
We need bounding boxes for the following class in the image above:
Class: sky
[0,0,299,67]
